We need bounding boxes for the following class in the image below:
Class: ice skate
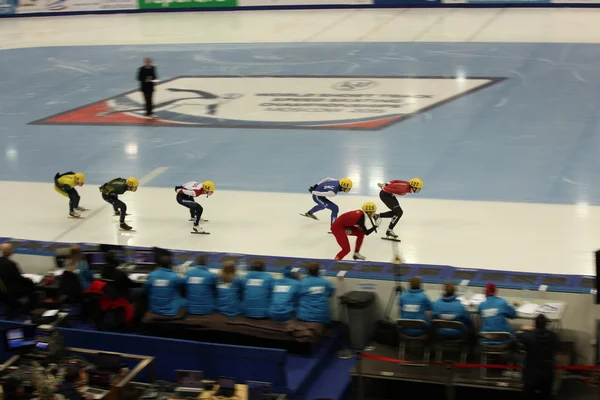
[120,222,133,231]
[191,226,210,235]
[68,211,81,219]
[301,212,318,220]
[353,253,366,261]
[386,229,398,239]
[75,206,88,212]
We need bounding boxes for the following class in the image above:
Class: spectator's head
[443,282,455,297]
[250,261,265,272]
[104,251,120,268]
[195,255,208,266]
[221,261,236,283]
[283,266,294,279]
[535,313,548,330]
[157,254,172,269]
[410,276,421,290]
[144,57,152,66]
[485,283,497,297]
[1,243,13,257]
[306,262,320,277]
[64,365,80,384]
[70,245,82,260]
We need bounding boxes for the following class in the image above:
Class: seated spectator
[57,364,85,400]
[432,282,471,338]
[297,262,334,324]
[478,283,516,344]
[517,314,559,400]
[399,276,432,336]
[144,254,187,317]
[242,261,274,318]
[185,255,217,315]
[101,251,136,300]
[216,261,243,317]
[0,243,37,316]
[268,266,300,322]
[67,245,94,290]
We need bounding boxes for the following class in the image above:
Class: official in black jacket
[0,243,37,315]
[137,57,158,118]
[517,314,559,400]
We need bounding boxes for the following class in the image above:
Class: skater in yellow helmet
[174,180,215,234]
[302,177,353,224]
[99,177,139,231]
[377,177,423,241]
[54,171,86,218]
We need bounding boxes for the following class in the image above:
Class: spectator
[432,282,471,338]
[67,245,93,290]
[399,276,432,336]
[216,261,243,317]
[242,261,274,319]
[518,314,559,400]
[101,252,135,300]
[478,283,516,344]
[268,266,300,322]
[57,364,86,400]
[144,254,186,316]
[0,243,37,316]
[185,255,217,315]
[297,262,335,324]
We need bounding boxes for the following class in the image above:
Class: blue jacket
[297,276,335,324]
[478,296,517,344]
[144,268,187,316]
[242,271,274,318]
[216,278,244,317]
[311,179,341,198]
[432,295,471,338]
[185,266,218,315]
[75,259,94,290]
[399,289,432,336]
[268,270,300,322]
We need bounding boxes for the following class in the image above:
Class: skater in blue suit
[302,177,353,224]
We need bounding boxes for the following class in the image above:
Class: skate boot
[386,229,398,239]
[69,211,81,218]
[75,206,87,212]
[302,212,318,220]
[120,222,133,231]
[353,253,366,261]
[114,211,120,216]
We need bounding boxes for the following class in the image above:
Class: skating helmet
[126,177,139,188]
[202,181,215,193]
[361,202,377,214]
[409,178,423,192]
[339,178,353,192]
[74,172,85,184]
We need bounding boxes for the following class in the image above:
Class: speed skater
[302,177,352,224]
[331,202,379,261]
[54,171,86,218]
[175,180,215,233]
[377,178,422,240]
[99,177,139,231]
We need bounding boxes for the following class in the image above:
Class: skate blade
[382,237,401,242]
[119,229,136,232]
[300,213,318,220]
[68,216,84,219]
[191,231,210,235]
[114,213,131,216]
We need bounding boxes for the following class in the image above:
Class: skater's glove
[308,184,317,193]
[175,186,182,192]
[377,182,385,189]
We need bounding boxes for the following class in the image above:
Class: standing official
[137,57,158,118]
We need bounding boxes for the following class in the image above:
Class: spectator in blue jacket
[399,276,432,336]
[216,261,243,317]
[144,254,187,316]
[69,245,94,290]
[268,266,300,322]
[242,261,274,318]
[186,255,217,315]
[478,283,517,344]
[432,282,471,338]
[297,262,335,324]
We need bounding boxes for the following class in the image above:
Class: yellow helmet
[74,172,85,184]
[126,177,139,188]
[409,178,423,191]
[339,178,353,192]
[361,202,377,213]
[202,181,215,192]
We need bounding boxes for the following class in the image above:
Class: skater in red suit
[377,178,423,241]
[331,202,379,261]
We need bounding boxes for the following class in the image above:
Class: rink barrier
[3,0,600,19]
[0,236,596,295]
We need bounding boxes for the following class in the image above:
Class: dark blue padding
[1,237,596,294]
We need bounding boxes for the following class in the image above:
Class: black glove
[175,186,182,192]
[308,184,317,193]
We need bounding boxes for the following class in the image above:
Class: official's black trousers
[177,193,203,225]
[102,194,127,223]
[141,84,154,116]
[379,190,403,230]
